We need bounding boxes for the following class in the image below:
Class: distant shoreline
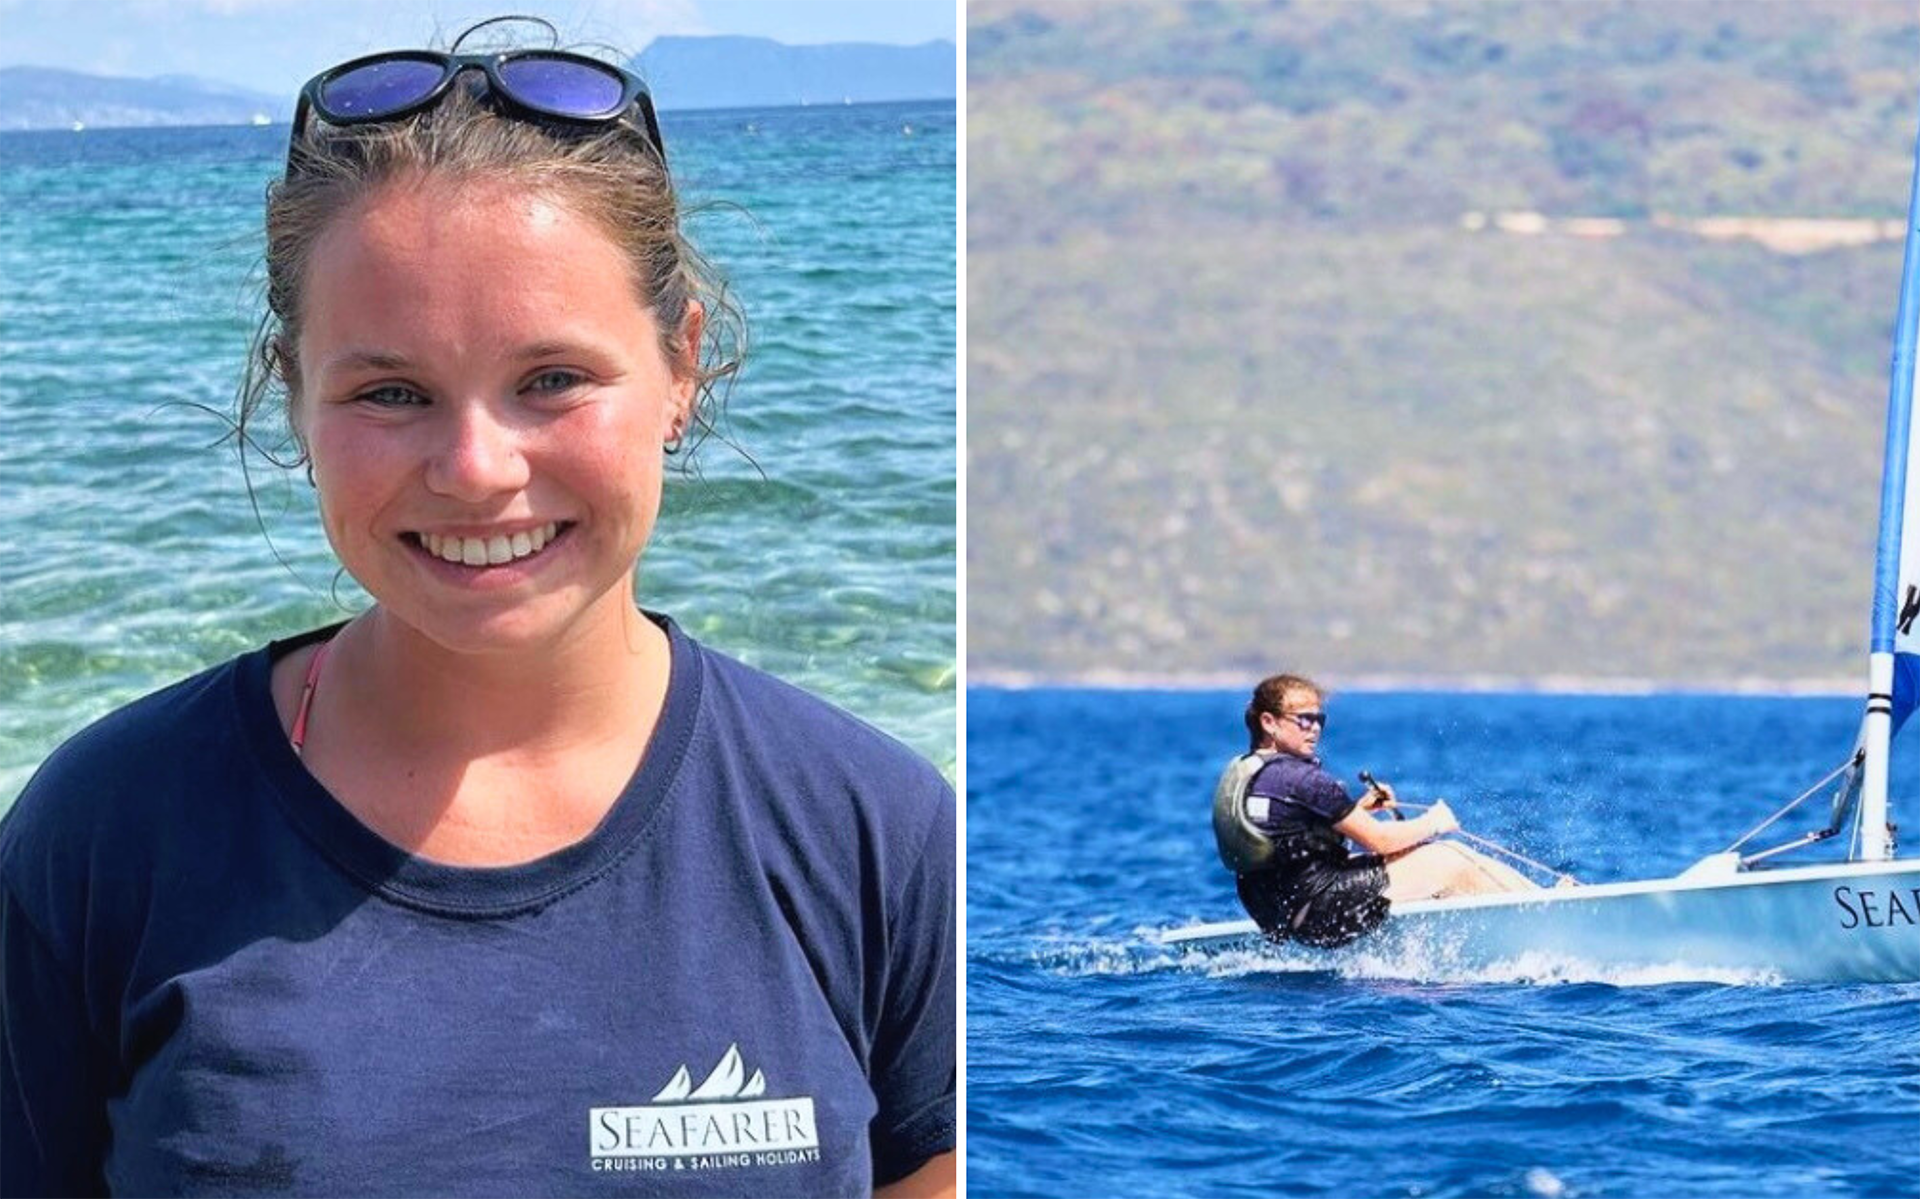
[966,669,1862,697]
[0,96,956,136]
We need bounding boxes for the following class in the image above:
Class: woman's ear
[678,300,706,376]
[669,300,705,438]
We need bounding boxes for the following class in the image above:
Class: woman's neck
[281,595,675,865]
[333,599,669,762]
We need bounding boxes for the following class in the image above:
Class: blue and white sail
[1853,107,1920,861]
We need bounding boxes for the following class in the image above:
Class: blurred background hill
[968,0,1920,687]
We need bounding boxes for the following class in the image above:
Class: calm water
[0,100,956,804]
[967,688,1920,1198]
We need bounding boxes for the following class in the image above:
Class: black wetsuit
[1235,752,1391,947]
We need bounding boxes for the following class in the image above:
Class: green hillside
[968,0,1920,685]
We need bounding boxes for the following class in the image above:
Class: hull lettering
[1831,885,1920,929]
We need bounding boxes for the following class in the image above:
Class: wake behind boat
[1167,87,1920,988]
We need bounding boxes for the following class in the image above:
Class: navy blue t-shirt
[0,617,954,1197]
[1245,753,1356,834]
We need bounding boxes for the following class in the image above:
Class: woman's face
[294,176,694,655]
[1261,688,1325,758]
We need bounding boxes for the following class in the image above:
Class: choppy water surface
[0,101,955,802]
[967,689,1920,1197]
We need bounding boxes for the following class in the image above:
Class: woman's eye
[355,384,427,407]
[525,368,586,395]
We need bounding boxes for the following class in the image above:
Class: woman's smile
[410,521,572,569]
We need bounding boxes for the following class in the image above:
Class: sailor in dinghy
[1218,674,1543,947]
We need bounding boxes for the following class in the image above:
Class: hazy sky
[0,0,957,95]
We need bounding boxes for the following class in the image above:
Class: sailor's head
[1246,673,1326,756]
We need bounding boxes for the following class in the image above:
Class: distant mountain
[0,66,285,130]
[0,34,956,131]
[633,36,955,111]
[968,0,1920,687]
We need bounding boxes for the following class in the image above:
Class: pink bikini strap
[289,640,332,757]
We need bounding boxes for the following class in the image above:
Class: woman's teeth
[420,523,560,567]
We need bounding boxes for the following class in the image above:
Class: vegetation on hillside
[968,0,1920,684]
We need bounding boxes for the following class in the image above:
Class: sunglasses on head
[288,50,666,176]
[1279,711,1326,732]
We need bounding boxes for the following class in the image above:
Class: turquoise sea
[0,100,957,805]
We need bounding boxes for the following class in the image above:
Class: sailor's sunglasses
[289,50,666,175]
[1281,711,1327,731]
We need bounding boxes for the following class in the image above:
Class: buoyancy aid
[1212,752,1350,875]
[1212,752,1279,872]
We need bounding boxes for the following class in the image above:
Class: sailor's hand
[1423,799,1460,837]
[1362,780,1398,811]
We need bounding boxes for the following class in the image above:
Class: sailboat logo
[588,1044,821,1169]
[651,1043,768,1101]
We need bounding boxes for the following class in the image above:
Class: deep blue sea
[0,100,956,805]
[966,688,1920,1198]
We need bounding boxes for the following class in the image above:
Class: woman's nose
[423,404,532,501]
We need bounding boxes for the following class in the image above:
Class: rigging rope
[1721,753,1860,854]
[1392,800,1576,885]
[1386,751,1860,884]
[1451,828,1576,885]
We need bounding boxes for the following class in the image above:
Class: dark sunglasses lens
[320,59,446,119]
[497,57,626,117]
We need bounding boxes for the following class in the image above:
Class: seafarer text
[1832,885,1920,928]
[590,1098,819,1159]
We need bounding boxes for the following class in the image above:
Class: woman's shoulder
[1251,751,1348,797]
[1252,750,1328,781]
[670,630,952,877]
[681,631,950,799]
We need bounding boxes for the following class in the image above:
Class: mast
[1859,101,1920,861]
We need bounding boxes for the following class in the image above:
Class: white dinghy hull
[1161,859,1920,984]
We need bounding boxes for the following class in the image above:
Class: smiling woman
[0,18,954,1199]
[295,180,689,674]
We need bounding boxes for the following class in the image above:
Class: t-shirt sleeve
[1303,767,1357,823]
[1,878,113,1198]
[866,783,956,1186]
